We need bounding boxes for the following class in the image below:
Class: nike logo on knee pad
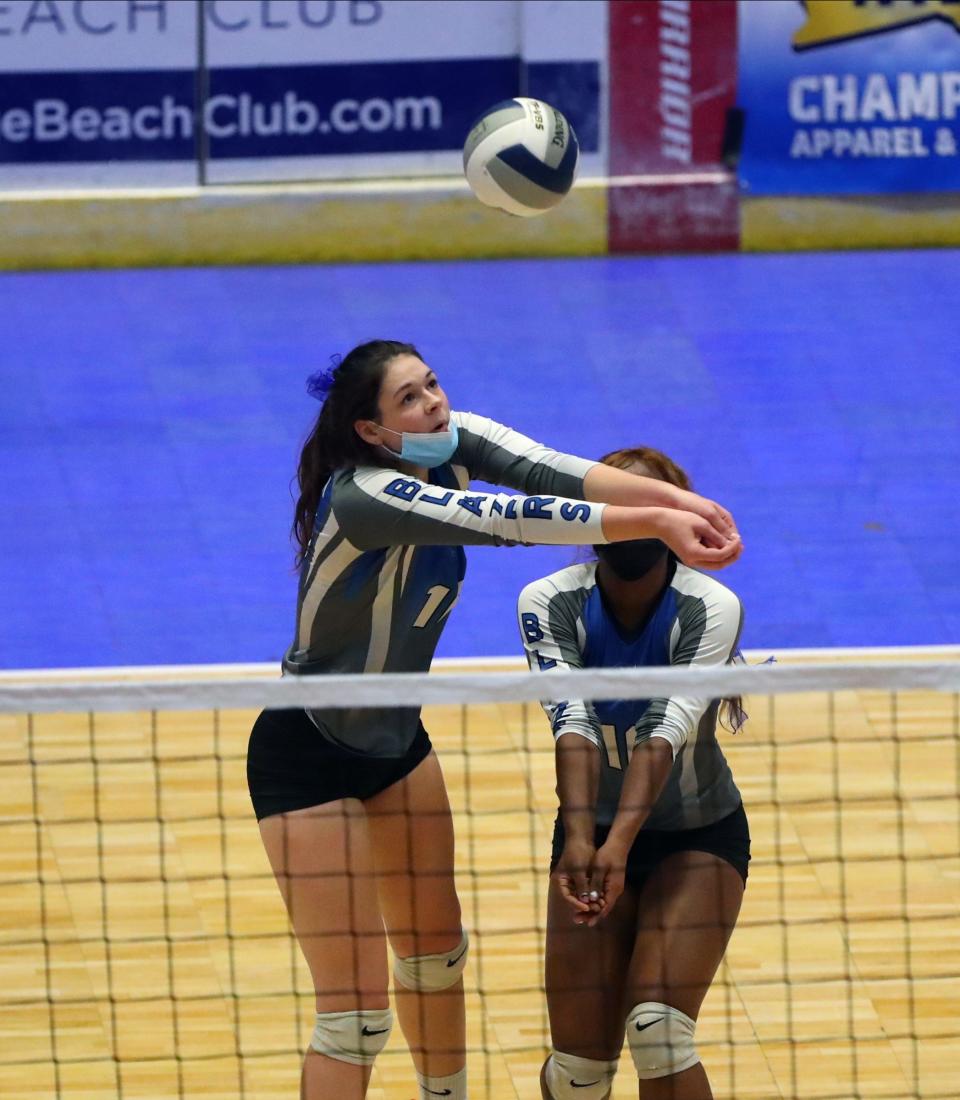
[361,1025,390,1036]
[571,1080,601,1088]
[635,1017,664,1032]
[424,1090,452,1096]
[446,945,468,967]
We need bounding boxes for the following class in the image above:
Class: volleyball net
[2,657,958,1100]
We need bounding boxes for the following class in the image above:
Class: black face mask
[594,539,670,581]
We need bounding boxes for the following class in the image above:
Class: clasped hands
[555,837,629,927]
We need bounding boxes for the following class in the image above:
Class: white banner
[0,0,195,72]
[0,0,607,189]
[206,0,520,64]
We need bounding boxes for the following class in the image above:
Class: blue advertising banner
[0,0,604,188]
[738,0,960,194]
[0,60,598,165]
[0,71,195,164]
[206,59,599,160]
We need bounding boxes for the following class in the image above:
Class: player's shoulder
[518,561,596,609]
[452,410,494,434]
[670,563,742,617]
[345,464,410,491]
[328,465,383,506]
[330,465,413,523]
[453,410,536,445]
[327,465,360,499]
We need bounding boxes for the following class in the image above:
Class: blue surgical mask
[377,419,459,468]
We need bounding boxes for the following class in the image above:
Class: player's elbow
[641,729,685,760]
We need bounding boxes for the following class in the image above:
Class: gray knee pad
[393,929,468,992]
[626,1002,699,1079]
[544,1050,617,1100]
[309,1006,393,1066]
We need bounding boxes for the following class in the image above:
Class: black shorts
[246,708,434,821]
[550,803,751,889]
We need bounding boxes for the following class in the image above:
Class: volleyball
[463,98,579,217]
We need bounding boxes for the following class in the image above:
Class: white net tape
[1,659,960,713]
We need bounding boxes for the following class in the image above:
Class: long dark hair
[293,339,421,563]
[599,446,745,734]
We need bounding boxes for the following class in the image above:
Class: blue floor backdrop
[2,249,957,669]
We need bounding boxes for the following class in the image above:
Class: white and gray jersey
[517,561,744,831]
[285,412,608,757]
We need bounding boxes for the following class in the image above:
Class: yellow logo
[793,0,960,50]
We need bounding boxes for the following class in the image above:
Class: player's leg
[259,798,390,1100]
[365,749,468,1099]
[539,873,638,1100]
[624,850,745,1100]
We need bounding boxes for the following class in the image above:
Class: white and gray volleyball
[463,98,579,217]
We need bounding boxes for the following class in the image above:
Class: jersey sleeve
[453,412,598,499]
[333,467,607,549]
[517,574,602,749]
[632,577,744,758]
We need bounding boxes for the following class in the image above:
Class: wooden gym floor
[1,664,958,1099]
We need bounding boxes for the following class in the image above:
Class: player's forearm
[605,739,674,851]
[584,465,740,548]
[599,504,672,543]
[583,464,685,508]
[555,735,600,843]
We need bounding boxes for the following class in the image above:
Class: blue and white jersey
[517,561,744,830]
[284,412,608,757]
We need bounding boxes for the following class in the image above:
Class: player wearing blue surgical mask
[246,344,743,1100]
[517,446,749,1100]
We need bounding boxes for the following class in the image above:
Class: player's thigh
[544,874,639,1059]
[259,798,388,1010]
[626,849,744,1020]
[364,750,462,957]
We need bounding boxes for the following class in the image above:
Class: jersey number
[600,724,637,771]
[414,585,451,628]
